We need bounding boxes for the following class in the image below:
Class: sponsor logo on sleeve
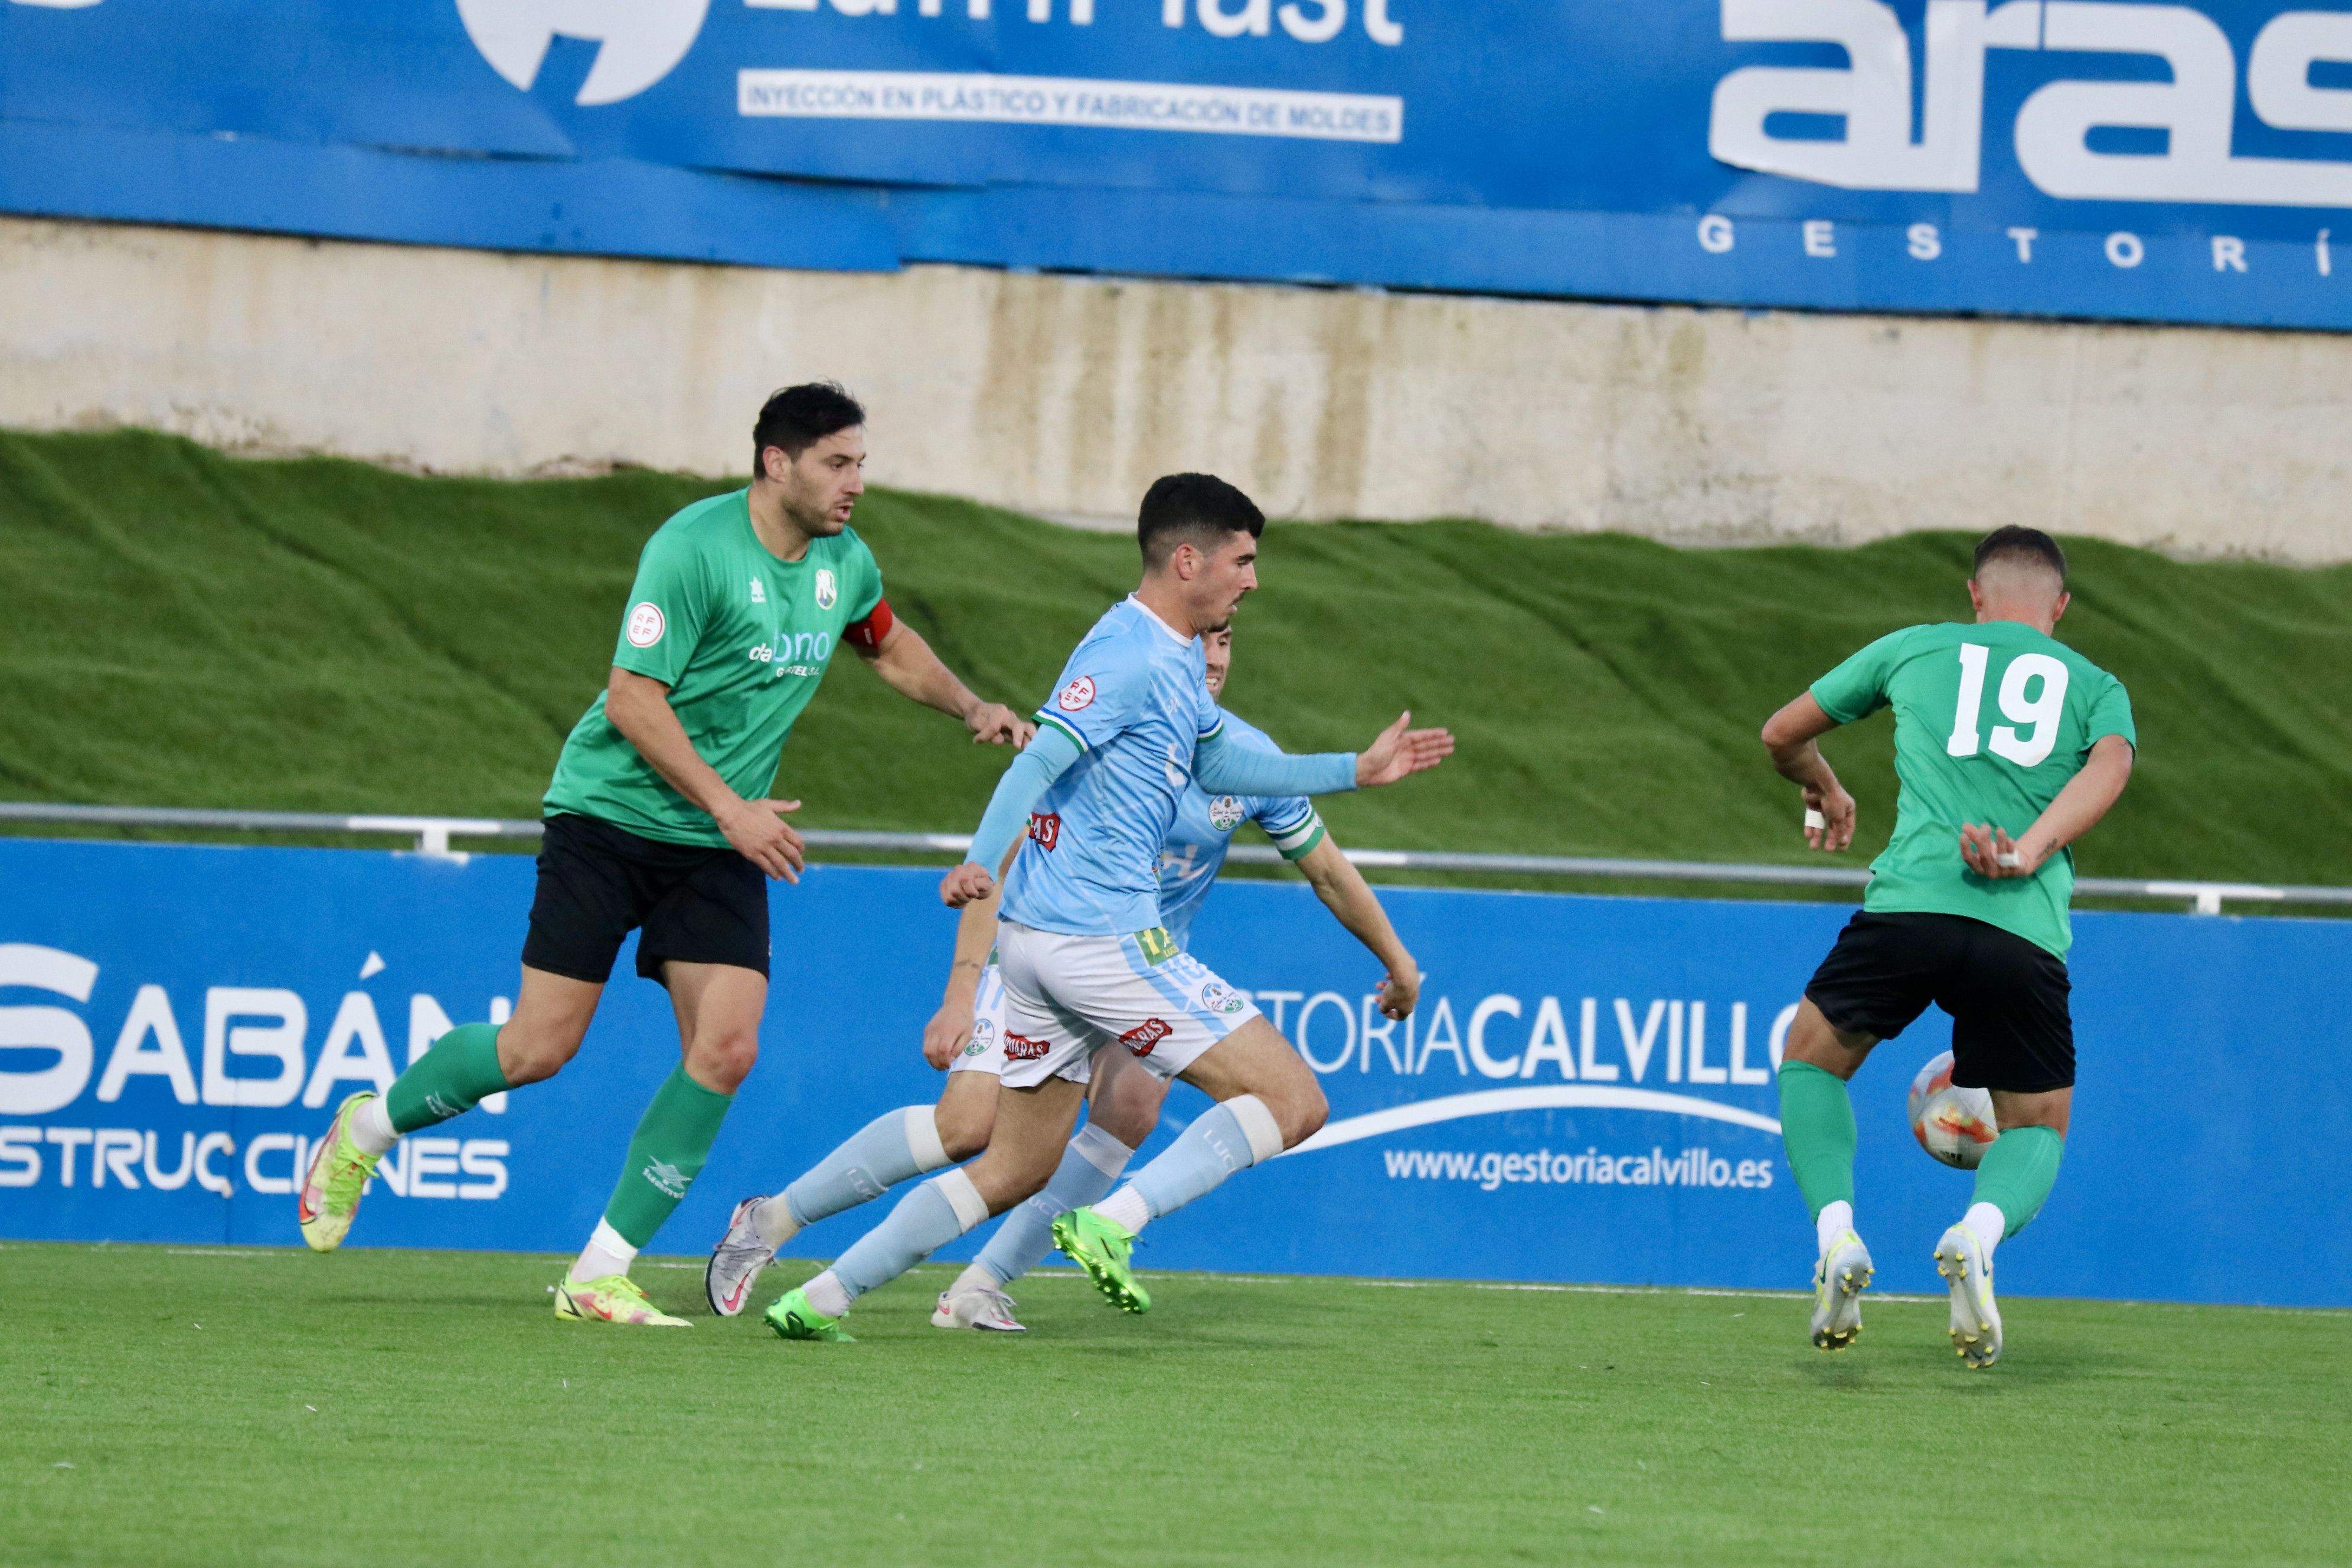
[1003,1033,1051,1063]
[1119,1018,1172,1058]
[625,602,665,648]
[1208,795,1245,831]
[1057,675,1097,712]
[815,567,838,610]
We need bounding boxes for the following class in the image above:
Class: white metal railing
[1,802,2347,916]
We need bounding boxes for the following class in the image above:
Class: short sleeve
[1034,639,1153,752]
[1809,628,1913,726]
[842,532,884,623]
[610,530,711,686]
[1254,795,1325,861]
[2084,672,2136,750]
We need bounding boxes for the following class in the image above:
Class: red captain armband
[844,596,896,652]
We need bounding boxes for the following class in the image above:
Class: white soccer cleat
[930,1285,1027,1332]
[1809,1230,1874,1351]
[1934,1223,2004,1369]
[705,1195,777,1318]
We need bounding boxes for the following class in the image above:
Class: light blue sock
[1122,1095,1284,1225]
[780,1106,950,1231]
[973,1124,1134,1286]
[831,1170,989,1302]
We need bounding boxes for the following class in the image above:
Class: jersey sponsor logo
[1120,1018,1172,1058]
[1056,675,1097,712]
[749,577,766,604]
[1135,927,1178,966]
[1004,1032,1051,1063]
[1208,795,1245,831]
[1163,740,1188,790]
[1199,980,1247,1016]
[815,568,838,611]
[1027,812,1061,851]
[625,602,665,648]
[749,630,834,678]
[455,0,710,108]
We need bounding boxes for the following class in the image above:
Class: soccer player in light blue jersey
[763,473,1452,1340]
[703,625,1422,1329]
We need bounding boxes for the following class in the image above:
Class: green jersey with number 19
[1810,620,2134,960]
[543,489,885,847]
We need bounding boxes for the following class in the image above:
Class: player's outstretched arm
[942,726,1086,907]
[856,620,1035,746]
[1295,833,1420,1021]
[1961,734,2137,879]
[1353,711,1454,789]
[1760,692,1857,852]
[1193,713,1452,799]
[605,667,805,881]
[923,845,1019,1067]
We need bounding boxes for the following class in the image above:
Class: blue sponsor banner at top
[4,1,2352,329]
[3,837,2348,1308]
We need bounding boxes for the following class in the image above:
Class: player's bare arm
[1760,691,1857,852]
[923,844,1019,1067]
[1294,834,1420,1020]
[1961,733,2135,879]
[603,666,805,882]
[855,618,1034,747]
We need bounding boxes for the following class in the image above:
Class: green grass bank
[4,427,2350,887]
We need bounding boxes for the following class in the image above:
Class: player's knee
[1270,1079,1328,1149]
[687,1029,760,1093]
[496,1025,581,1087]
[1089,1074,1164,1149]
[935,1100,994,1162]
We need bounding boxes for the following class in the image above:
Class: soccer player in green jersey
[295,383,1034,1326]
[1759,526,2136,1368]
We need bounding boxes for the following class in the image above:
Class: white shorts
[950,961,1089,1079]
[991,922,1263,1090]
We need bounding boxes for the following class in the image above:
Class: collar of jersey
[1125,593,1197,647]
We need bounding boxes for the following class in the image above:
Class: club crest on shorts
[1200,981,1246,1015]
[1208,795,1244,831]
[1057,675,1097,712]
[965,1017,995,1057]
[814,568,838,610]
[625,602,665,648]
[1121,1018,1172,1058]
[1004,1033,1050,1063]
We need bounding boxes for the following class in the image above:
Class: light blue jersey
[1003,597,1225,938]
[1158,710,1325,950]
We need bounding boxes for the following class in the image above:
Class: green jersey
[1811,620,2135,959]
[543,489,885,847]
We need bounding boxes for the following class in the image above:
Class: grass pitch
[5,1243,2346,1567]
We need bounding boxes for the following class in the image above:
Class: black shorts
[1804,910,2073,1093]
[520,813,769,985]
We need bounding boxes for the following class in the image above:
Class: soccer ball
[1907,1051,1998,1170]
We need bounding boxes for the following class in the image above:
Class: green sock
[384,1023,512,1135]
[1972,1126,2065,1237]
[601,1065,736,1249]
[1776,1061,1857,1221]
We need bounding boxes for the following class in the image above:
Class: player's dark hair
[753,382,865,473]
[1137,473,1265,569]
[1973,525,2067,586]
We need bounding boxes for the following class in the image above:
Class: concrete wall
[4,215,2347,560]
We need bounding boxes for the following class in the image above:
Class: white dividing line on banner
[737,69,1403,143]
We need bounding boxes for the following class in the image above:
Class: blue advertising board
[3,837,2347,1308]
[4,1,2352,328]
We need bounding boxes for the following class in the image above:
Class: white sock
[950,1261,1007,1296]
[1962,1201,2005,1257]
[351,1096,398,1157]
[568,1219,636,1286]
[802,1269,853,1318]
[1095,1185,1152,1237]
[1815,1200,1855,1257]
[753,1194,801,1250]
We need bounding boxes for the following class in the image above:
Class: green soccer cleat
[1809,1230,1874,1351]
[1053,1207,1151,1314]
[298,1091,383,1252]
[765,1287,856,1342]
[1934,1224,2004,1370]
[554,1274,691,1328]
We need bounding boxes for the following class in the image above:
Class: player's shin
[380,1023,511,1145]
[1776,1061,1858,1247]
[767,1105,952,1245]
[1095,1094,1280,1236]
[1966,1125,2065,1250]
[968,1123,1134,1289]
[805,1168,991,1315]
[574,1064,733,1283]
